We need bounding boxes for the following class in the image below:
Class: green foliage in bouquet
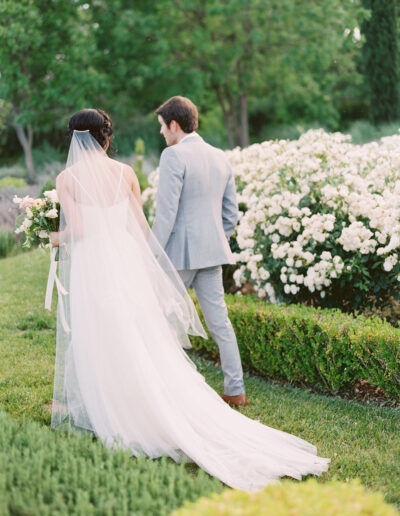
[190,295,400,401]
[40,179,56,197]
[173,478,399,516]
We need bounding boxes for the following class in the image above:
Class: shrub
[172,479,399,516]
[0,230,15,258]
[0,408,222,515]
[347,119,400,144]
[229,130,400,311]
[0,163,25,180]
[143,129,400,311]
[190,295,400,400]
[0,177,28,190]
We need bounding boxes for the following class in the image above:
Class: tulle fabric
[51,130,329,491]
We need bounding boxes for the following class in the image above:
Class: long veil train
[51,130,329,491]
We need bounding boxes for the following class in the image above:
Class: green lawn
[0,250,399,511]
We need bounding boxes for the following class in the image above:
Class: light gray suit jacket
[152,133,238,270]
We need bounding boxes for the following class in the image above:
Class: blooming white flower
[34,199,45,209]
[43,190,59,203]
[14,195,35,209]
[45,208,58,219]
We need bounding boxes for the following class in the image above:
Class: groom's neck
[174,131,190,144]
[175,131,194,145]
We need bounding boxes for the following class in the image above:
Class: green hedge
[172,479,399,516]
[0,409,222,515]
[190,295,400,400]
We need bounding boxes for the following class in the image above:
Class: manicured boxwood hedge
[190,295,400,400]
[173,479,399,516]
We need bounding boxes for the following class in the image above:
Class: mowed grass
[0,249,399,507]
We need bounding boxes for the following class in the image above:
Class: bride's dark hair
[68,109,113,149]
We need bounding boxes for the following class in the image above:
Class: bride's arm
[50,171,83,246]
[126,166,149,237]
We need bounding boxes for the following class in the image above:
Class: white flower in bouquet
[13,195,35,209]
[33,198,46,209]
[44,190,59,203]
[23,218,33,229]
[46,208,58,219]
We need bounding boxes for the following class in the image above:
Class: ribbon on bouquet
[45,246,71,333]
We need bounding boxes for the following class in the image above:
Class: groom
[152,96,247,407]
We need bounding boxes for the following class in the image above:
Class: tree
[86,0,364,149]
[362,0,399,123]
[0,0,104,183]
[128,0,363,148]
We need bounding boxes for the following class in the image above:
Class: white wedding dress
[51,131,329,491]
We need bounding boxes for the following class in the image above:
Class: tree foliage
[99,0,363,147]
[362,0,399,123]
[0,0,104,182]
[0,0,374,170]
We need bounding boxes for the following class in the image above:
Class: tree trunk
[227,89,241,147]
[13,123,35,184]
[214,85,235,148]
[239,93,249,147]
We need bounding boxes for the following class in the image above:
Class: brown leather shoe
[220,393,248,407]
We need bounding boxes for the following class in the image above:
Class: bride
[50,108,329,491]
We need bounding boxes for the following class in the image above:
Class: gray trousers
[178,265,245,396]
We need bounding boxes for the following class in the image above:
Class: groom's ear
[169,120,179,132]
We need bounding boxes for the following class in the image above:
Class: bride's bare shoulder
[109,158,134,173]
[55,166,79,191]
[109,158,139,185]
[56,168,68,186]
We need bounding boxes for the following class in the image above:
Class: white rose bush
[229,129,400,310]
[13,190,60,248]
[144,129,400,311]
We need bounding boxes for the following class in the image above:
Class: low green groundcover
[0,409,222,515]
[172,479,399,516]
[191,295,400,401]
[0,176,28,190]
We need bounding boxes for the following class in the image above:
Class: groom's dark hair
[155,96,198,133]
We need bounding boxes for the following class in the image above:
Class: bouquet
[14,189,68,330]
[14,190,60,248]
